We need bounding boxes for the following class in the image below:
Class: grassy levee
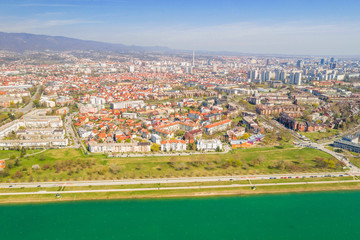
[1,180,360,204]
[0,146,344,183]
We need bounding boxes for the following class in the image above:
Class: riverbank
[1,179,360,204]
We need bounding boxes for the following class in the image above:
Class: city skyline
[0,0,360,55]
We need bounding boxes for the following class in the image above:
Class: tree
[33,100,40,108]
[20,147,26,157]
[240,133,250,140]
[125,138,131,143]
[151,143,160,152]
[328,159,336,169]
[8,113,15,121]
[188,142,196,151]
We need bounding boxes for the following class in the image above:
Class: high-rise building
[294,72,302,85]
[280,71,287,83]
[265,71,272,81]
[320,58,325,65]
[260,70,266,82]
[296,60,304,68]
[266,59,270,65]
[330,57,335,63]
[276,71,280,81]
[248,70,258,81]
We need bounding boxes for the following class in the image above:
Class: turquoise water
[1,191,360,240]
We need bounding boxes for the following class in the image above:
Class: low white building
[160,140,187,152]
[88,142,151,153]
[196,139,222,151]
[122,112,137,119]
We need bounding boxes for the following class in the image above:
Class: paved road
[65,113,82,149]
[16,86,40,114]
[1,179,359,196]
[0,172,355,189]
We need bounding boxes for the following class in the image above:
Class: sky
[0,0,360,55]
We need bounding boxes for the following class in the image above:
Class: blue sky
[1,0,360,55]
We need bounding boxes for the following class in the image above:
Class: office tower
[320,58,325,65]
[266,59,270,65]
[192,50,195,67]
[294,72,302,85]
[275,70,280,80]
[265,71,271,81]
[330,63,337,69]
[330,57,335,63]
[297,60,304,68]
[260,70,266,82]
[289,72,295,84]
[280,71,287,83]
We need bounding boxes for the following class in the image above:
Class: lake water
[1,191,359,240]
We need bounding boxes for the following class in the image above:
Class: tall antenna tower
[192,50,195,67]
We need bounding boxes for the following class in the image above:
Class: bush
[38,154,46,161]
[42,164,51,170]
[109,164,121,174]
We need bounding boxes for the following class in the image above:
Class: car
[288,177,292,179]
[37,185,41,187]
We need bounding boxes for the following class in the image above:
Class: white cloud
[0,19,103,32]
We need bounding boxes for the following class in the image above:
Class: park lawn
[0,149,42,160]
[302,129,339,141]
[0,146,342,183]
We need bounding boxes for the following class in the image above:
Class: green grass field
[0,145,343,183]
[0,149,42,160]
[302,129,339,141]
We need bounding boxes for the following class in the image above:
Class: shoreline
[1,182,360,205]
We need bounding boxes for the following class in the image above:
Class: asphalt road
[1,179,359,196]
[17,86,40,114]
[0,172,355,189]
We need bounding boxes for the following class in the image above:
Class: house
[184,129,202,143]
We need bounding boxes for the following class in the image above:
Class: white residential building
[196,139,222,151]
[160,140,187,152]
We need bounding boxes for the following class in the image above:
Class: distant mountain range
[0,32,172,53]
